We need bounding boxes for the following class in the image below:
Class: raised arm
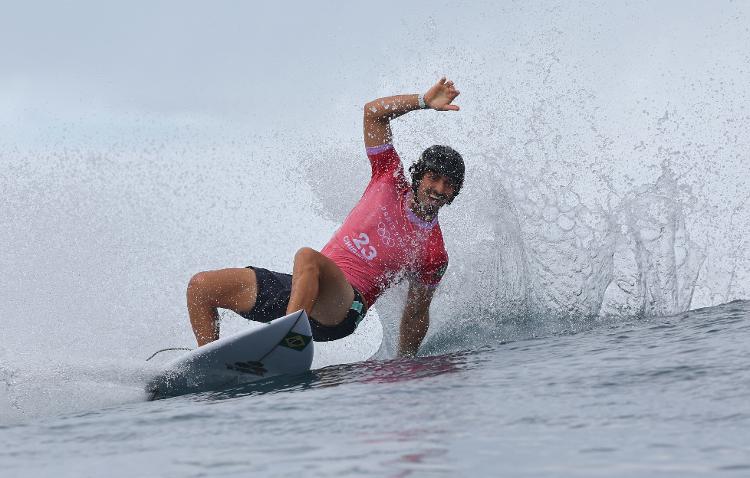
[363,77,460,148]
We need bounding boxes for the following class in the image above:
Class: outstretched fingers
[425,76,461,111]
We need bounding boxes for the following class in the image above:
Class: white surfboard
[146,310,314,400]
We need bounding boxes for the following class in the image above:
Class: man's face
[414,170,457,216]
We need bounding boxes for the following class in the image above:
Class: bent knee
[294,247,321,262]
[293,247,324,275]
[187,271,214,298]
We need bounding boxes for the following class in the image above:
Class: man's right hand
[423,77,461,111]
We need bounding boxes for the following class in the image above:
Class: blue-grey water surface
[2,300,748,477]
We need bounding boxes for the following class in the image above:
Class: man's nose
[433,179,449,194]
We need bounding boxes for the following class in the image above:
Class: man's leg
[287,247,355,326]
[186,268,258,346]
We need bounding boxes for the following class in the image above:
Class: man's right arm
[363,77,461,148]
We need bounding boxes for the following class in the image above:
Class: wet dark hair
[408,145,465,204]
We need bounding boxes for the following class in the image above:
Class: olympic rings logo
[377,222,395,247]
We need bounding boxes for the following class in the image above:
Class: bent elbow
[363,101,379,119]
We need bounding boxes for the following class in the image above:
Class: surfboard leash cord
[145,347,193,361]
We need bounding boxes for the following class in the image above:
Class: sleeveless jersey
[321,144,449,307]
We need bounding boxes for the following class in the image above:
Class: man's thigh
[192,267,258,314]
[310,254,355,326]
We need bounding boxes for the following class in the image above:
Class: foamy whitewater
[1,1,749,476]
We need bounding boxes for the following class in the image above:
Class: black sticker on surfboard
[278,331,312,351]
[226,361,267,376]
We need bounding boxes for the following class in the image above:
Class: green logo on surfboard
[279,331,312,351]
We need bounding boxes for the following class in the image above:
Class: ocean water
[2,1,750,476]
[1,300,748,477]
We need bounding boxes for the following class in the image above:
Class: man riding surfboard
[187,77,464,356]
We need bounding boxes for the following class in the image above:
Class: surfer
[187,77,464,356]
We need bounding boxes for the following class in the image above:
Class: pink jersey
[321,144,449,307]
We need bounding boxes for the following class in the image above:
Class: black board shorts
[239,266,368,342]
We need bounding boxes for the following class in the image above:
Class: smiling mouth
[427,193,446,202]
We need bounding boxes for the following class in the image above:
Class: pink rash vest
[321,144,449,307]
